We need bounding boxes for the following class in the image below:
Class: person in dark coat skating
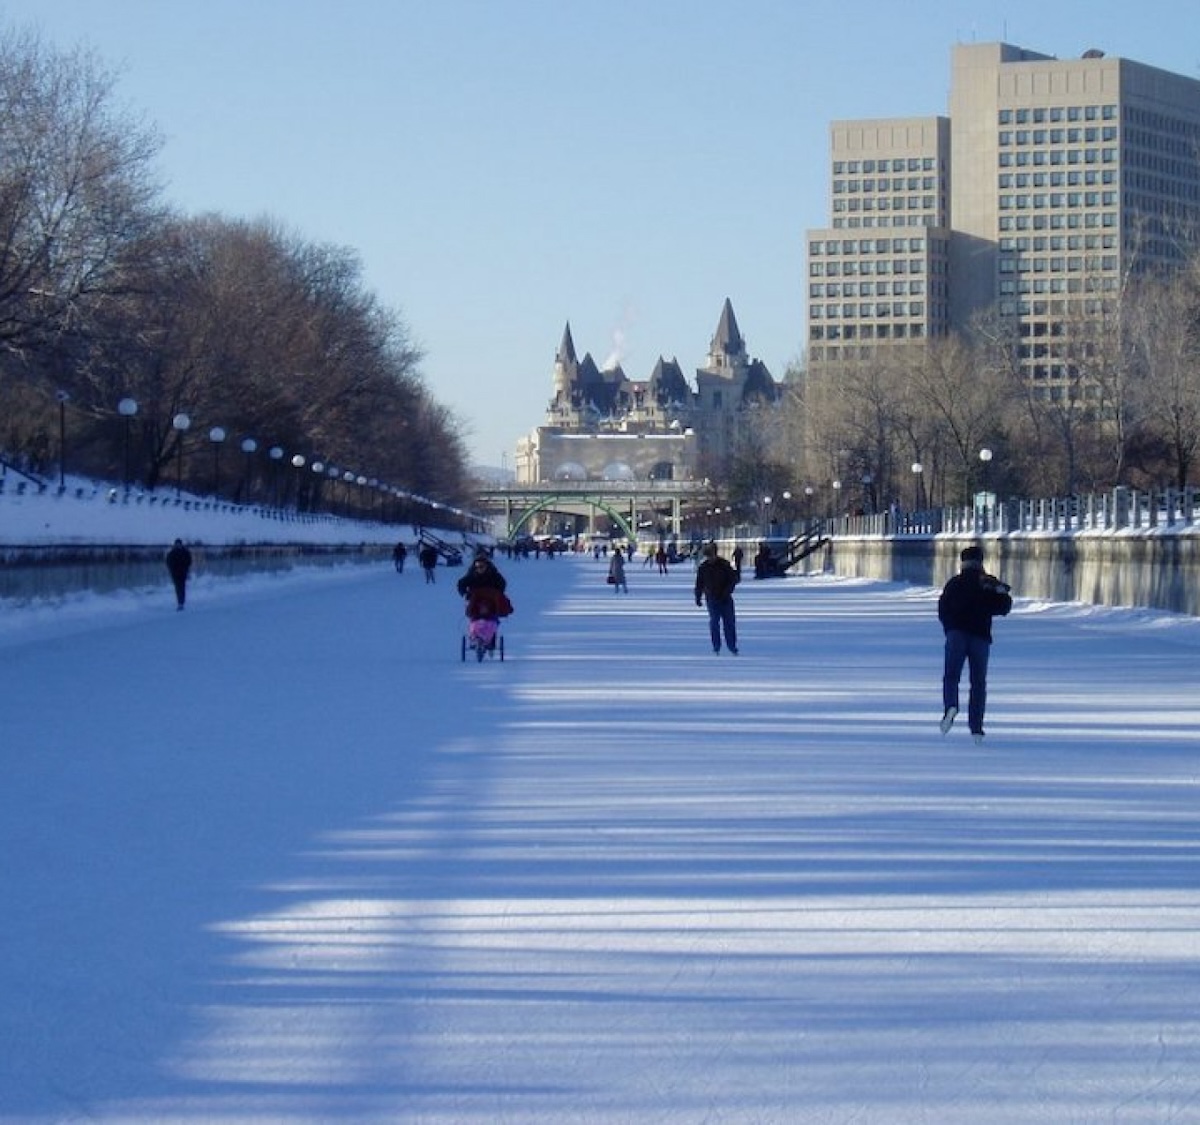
[938,544,1013,742]
[165,538,192,610]
[418,543,439,583]
[694,542,740,654]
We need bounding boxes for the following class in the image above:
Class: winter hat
[960,545,984,568]
[703,542,718,557]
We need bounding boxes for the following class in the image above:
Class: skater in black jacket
[694,542,740,654]
[165,539,192,610]
[937,544,1012,742]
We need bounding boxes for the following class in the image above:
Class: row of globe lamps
[694,447,995,533]
[90,394,468,525]
[908,448,994,511]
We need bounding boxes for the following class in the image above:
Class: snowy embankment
[0,474,414,547]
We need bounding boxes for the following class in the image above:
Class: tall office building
[807,117,952,362]
[807,42,1200,389]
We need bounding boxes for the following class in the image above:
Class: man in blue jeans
[938,545,1013,743]
[694,542,740,654]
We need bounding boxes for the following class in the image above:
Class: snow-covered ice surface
[2,554,1200,1123]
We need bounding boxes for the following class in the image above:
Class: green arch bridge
[474,480,712,541]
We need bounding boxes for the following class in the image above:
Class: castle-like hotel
[514,299,779,485]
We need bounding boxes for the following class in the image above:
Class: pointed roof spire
[712,298,744,356]
[557,322,578,366]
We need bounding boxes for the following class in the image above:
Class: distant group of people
[391,538,444,582]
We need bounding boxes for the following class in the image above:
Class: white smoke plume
[602,302,637,371]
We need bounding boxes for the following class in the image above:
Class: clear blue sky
[5,1,1198,467]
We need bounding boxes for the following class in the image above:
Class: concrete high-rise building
[807,42,1200,390]
[807,117,952,362]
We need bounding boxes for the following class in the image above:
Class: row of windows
[823,301,933,318]
[999,276,1120,295]
[999,192,1118,209]
[833,176,939,194]
[999,126,1118,145]
[810,259,928,276]
[833,197,939,212]
[810,237,936,255]
[999,297,1114,318]
[1000,233,1117,251]
[831,157,938,174]
[832,215,941,229]
[997,148,1117,166]
[999,105,1116,124]
[1124,126,1200,160]
[811,292,927,312]
[998,212,1117,231]
[810,323,930,342]
[1125,105,1200,139]
[999,169,1115,188]
[810,281,928,298]
[1125,173,1200,205]
[999,255,1119,273]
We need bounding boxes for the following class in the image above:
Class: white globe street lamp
[118,397,138,489]
[172,412,191,496]
[208,426,227,497]
[979,448,994,530]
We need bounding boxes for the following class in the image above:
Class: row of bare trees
[0,26,471,516]
[722,252,1200,519]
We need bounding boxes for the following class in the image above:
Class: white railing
[819,486,1200,539]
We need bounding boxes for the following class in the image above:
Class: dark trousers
[706,597,737,652]
[943,630,990,733]
[170,574,187,607]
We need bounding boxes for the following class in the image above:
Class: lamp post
[311,460,325,513]
[208,426,226,497]
[910,461,924,513]
[118,397,138,490]
[172,412,191,497]
[56,390,70,489]
[762,495,772,535]
[290,454,306,510]
[240,438,257,503]
[327,465,340,513]
[269,446,284,507]
[804,485,814,523]
[978,447,994,531]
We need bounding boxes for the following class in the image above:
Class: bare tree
[904,333,1008,504]
[1127,258,1200,489]
[0,27,161,355]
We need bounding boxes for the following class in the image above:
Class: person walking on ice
[938,544,1012,743]
[418,542,439,583]
[607,546,628,593]
[165,538,192,610]
[694,542,739,654]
